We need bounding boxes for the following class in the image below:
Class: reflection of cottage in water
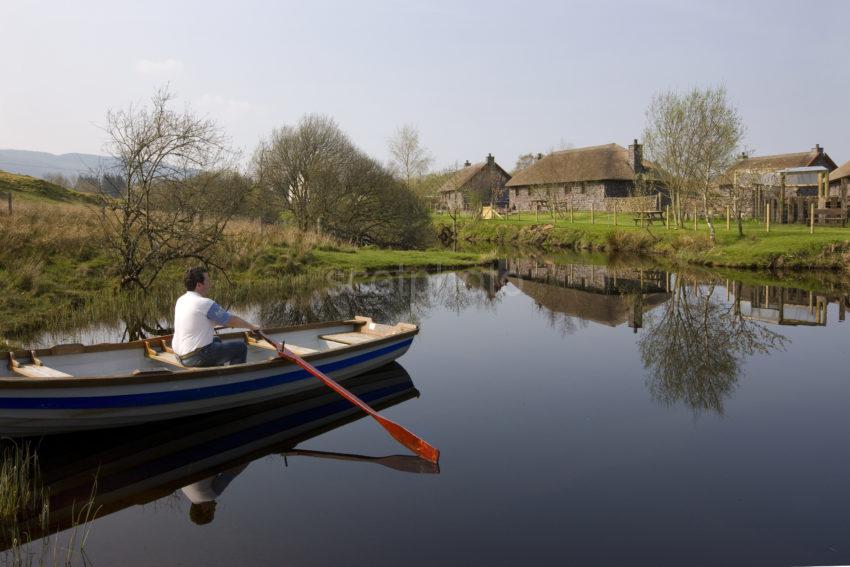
[505,260,671,330]
[734,284,847,326]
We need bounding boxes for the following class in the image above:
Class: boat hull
[0,334,414,436]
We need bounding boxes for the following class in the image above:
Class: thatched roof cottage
[506,141,656,212]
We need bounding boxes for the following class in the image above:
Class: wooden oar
[255,331,439,464]
[282,449,440,474]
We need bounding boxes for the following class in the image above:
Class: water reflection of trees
[253,270,505,327]
[639,278,787,415]
[256,275,435,326]
[24,271,501,348]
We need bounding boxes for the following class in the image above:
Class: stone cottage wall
[509,181,607,211]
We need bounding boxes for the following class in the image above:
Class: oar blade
[376,455,441,474]
[375,414,440,464]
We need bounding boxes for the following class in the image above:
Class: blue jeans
[179,337,247,367]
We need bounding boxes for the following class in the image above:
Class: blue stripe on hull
[0,339,413,410]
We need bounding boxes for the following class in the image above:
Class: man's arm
[224,314,259,331]
[207,303,260,331]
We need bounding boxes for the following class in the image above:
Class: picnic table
[632,210,664,225]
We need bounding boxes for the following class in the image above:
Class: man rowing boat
[172,267,261,367]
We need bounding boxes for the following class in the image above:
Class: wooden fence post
[810,201,815,234]
[570,202,574,223]
[766,203,770,232]
[665,205,669,230]
[693,206,697,231]
[591,203,595,224]
[614,201,618,226]
[726,206,730,230]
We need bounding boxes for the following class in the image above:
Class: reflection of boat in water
[0,317,417,435]
[2,362,429,549]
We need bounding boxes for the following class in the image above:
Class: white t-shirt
[181,464,249,504]
[172,291,232,356]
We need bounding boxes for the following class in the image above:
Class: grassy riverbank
[0,201,491,344]
[435,213,850,270]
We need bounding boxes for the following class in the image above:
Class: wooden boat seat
[318,332,376,346]
[143,339,186,368]
[147,351,185,368]
[281,345,318,356]
[245,333,318,356]
[8,351,73,378]
[12,364,73,379]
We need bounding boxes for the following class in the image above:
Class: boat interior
[1,317,417,380]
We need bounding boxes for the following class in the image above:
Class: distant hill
[0,169,97,204]
[0,149,118,180]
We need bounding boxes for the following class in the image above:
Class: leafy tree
[254,115,431,248]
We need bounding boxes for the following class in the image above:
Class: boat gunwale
[1,319,419,389]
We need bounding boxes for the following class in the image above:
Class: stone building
[438,154,511,211]
[721,144,839,220]
[828,160,850,200]
[505,141,656,212]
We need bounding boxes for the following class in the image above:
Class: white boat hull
[0,319,416,436]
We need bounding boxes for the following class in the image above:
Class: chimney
[464,160,471,167]
[486,153,495,166]
[628,138,644,173]
[813,144,823,155]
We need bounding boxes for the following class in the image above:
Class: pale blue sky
[1,0,848,170]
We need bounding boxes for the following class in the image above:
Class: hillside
[0,169,96,203]
[0,149,117,179]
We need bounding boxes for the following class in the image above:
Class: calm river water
[6,256,850,566]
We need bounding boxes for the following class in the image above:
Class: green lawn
[310,248,490,272]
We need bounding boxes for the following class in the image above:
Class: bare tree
[43,172,74,189]
[99,87,244,290]
[725,166,764,237]
[644,86,744,241]
[387,124,433,189]
[513,153,536,174]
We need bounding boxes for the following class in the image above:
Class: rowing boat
[0,316,418,435]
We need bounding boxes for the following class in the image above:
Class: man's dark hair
[189,501,216,525]
[184,267,208,291]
